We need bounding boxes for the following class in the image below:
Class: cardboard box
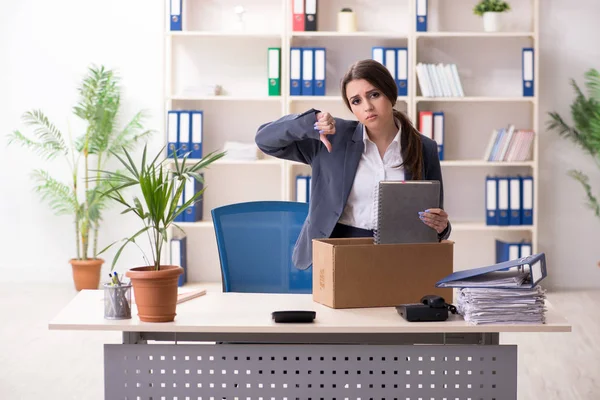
[312,238,454,309]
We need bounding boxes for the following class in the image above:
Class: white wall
[539,0,600,288]
[0,0,599,288]
[0,0,165,283]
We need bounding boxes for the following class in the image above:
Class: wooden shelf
[214,159,282,166]
[416,96,535,103]
[291,31,408,38]
[452,222,534,232]
[289,96,408,102]
[440,160,535,167]
[288,95,340,102]
[177,221,533,232]
[168,31,281,38]
[166,159,282,166]
[416,32,534,38]
[169,95,282,102]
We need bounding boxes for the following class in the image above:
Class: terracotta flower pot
[70,258,104,291]
[126,265,183,322]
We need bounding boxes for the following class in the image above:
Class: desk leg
[105,339,516,399]
[122,332,146,344]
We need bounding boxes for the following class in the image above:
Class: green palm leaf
[7,130,64,160]
[87,176,122,223]
[568,170,600,217]
[7,110,68,160]
[74,65,118,120]
[73,64,121,155]
[584,68,600,102]
[548,67,600,222]
[106,110,155,156]
[97,144,225,270]
[31,170,78,216]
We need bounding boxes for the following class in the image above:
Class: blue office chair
[211,201,312,293]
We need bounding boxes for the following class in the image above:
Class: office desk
[49,283,571,400]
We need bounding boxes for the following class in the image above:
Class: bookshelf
[164,0,539,279]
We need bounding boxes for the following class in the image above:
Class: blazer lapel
[341,124,364,205]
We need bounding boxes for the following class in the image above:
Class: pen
[109,273,117,286]
[113,271,122,286]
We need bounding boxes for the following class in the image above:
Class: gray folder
[374,180,441,244]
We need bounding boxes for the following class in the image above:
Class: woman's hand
[419,208,449,234]
[315,111,336,152]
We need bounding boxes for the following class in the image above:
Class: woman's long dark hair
[341,59,423,180]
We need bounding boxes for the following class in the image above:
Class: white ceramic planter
[483,12,501,32]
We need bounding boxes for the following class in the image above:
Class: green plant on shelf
[547,68,600,219]
[473,0,511,16]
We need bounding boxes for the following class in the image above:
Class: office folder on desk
[436,252,547,289]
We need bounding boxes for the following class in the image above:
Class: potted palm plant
[473,0,511,32]
[547,68,600,223]
[7,65,153,291]
[99,145,225,322]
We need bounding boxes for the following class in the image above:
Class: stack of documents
[436,253,548,325]
[456,286,547,325]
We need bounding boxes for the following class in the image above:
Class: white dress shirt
[338,123,405,230]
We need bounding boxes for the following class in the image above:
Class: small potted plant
[473,0,511,32]
[7,65,153,291]
[99,145,225,322]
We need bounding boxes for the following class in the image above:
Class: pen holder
[103,283,132,320]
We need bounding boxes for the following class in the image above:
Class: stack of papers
[436,253,549,325]
[456,286,547,325]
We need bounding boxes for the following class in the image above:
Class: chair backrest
[211,201,312,293]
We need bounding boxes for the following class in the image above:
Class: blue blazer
[256,109,451,270]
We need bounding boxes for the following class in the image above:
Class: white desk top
[48,283,571,334]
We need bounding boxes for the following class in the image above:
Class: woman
[255,59,451,270]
